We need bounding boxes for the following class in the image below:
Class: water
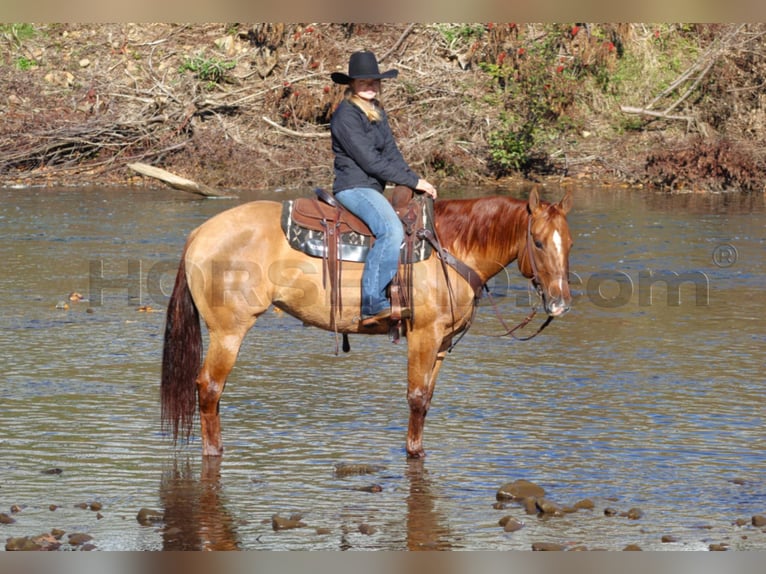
[0,184,764,551]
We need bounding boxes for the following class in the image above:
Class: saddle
[280,186,435,346]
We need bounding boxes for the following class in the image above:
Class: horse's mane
[433,196,527,259]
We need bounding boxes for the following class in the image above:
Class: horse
[161,187,573,458]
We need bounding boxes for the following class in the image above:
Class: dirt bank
[2,23,765,193]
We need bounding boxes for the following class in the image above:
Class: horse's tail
[160,247,201,444]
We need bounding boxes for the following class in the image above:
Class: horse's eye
[534,239,543,249]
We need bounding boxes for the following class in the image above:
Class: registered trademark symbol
[712,243,738,268]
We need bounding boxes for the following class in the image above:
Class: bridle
[487,210,554,341]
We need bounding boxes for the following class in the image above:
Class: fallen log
[127,162,236,198]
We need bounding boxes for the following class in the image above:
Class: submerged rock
[5,533,61,551]
[136,507,164,526]
[496,479,545,501]
[531,541,565,551]
[499,516,524,532]
[333,463,386,477]
[272,513,306,531]
[68,533,93,546]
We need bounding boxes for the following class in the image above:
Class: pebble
[661,534,679,543]
[68,533,93,546]
[0,513,16,524]
[753,515,766,527]
[499,516,525,532]
[358,523,377,535]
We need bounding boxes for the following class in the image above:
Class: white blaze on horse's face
[529,193,573,318]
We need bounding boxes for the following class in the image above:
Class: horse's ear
[557,191,573,214]
[527,186,541,214]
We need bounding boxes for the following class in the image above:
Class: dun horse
[161,188,573,457]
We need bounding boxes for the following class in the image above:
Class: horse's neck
[436,197,528,282]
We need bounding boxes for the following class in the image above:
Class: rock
[89,502,103,511]
[536,498,564,516]
[51,529,65,540]
[531,542,565,551]
[68,533,93,546]
[709,543,728,551]
[661,534,679,543]
[10,504,23,513]
[752,515,766,527]
[358,523,377,535]
[521,497,539,515]
[623,507,644,520]
[44,71,75,88]
[496,479,545,501]
[499,516,524,532]
[623,544,642,551]
[353,484,383,493]
[574,498,595,510]
[79,58,90,68]
[74,502,89,509]
[271,513,306,531]
[136,507,164,525]
[5,533,61,551]
[41,468,63,475]
[333,463,385,477]
[604,507,619,516]
[0,513,16,524]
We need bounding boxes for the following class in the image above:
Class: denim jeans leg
[334,187,404,316]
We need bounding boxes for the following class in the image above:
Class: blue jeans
[334,187,403,316]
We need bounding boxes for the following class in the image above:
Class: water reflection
[159,457,241,551]
[405,460,454,551]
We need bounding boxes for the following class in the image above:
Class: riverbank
[2,23,765,193]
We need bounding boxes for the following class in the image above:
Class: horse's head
[522,188,573,317]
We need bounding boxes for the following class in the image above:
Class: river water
[0,184,763,551]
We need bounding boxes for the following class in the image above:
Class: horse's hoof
[406,449,426,460]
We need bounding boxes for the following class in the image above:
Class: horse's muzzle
[545,297,571,317]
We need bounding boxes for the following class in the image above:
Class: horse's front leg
[405,333,446,459]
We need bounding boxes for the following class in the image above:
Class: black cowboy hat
[331,51,398,85]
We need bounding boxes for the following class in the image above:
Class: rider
[330,50,437,327]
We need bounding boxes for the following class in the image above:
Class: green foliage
[435,23,486,47]
[179,54,236,88]
[1,23,36,45]
[488,116,535,173]
[15,56,37,70]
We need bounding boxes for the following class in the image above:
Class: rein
[417,209,553,349]
[487,211,553,341]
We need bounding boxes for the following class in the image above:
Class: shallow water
[0,184,764,551]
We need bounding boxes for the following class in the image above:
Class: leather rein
[418,208,553,348]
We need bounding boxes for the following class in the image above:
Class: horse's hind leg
[197,329,249,457]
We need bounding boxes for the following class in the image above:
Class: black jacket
[330,98,419,194]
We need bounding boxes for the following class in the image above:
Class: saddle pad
[281,200,371,262]
[280,199,434,264]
